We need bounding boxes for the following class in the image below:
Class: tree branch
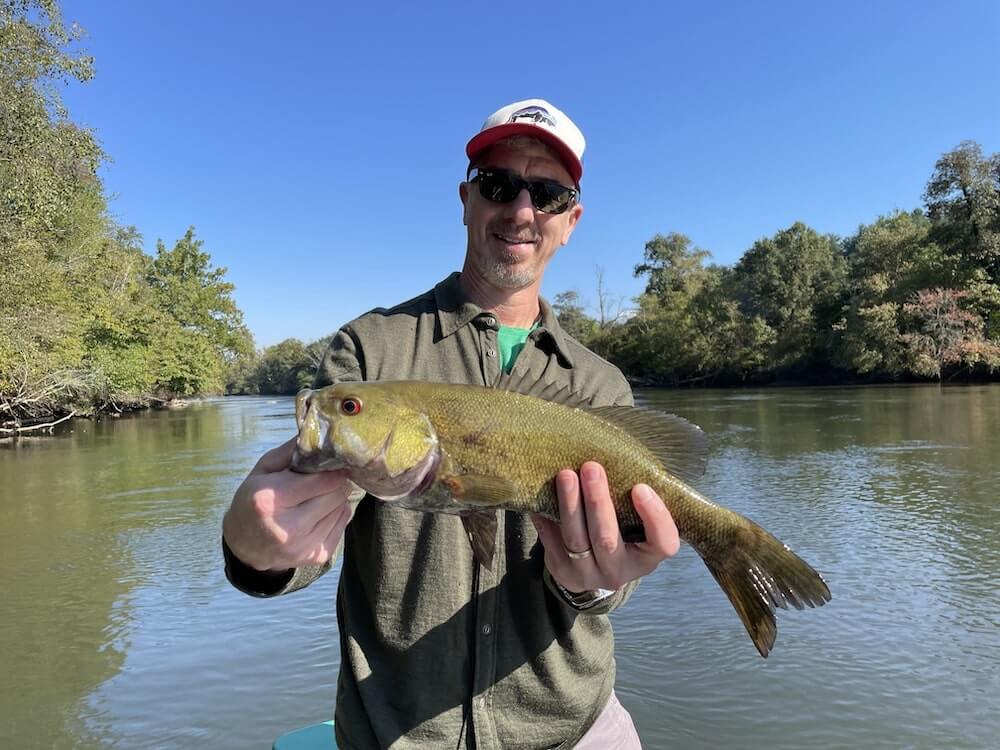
[0,410,75,435]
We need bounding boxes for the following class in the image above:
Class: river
[1,385,998,749]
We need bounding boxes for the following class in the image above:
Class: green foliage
[569,142,1000,385]
[924,141,1000,279]
[0,2,255,424]
[552,291,598,343]
[833,210,941,374]
[146,228,252,358]
[252,338,314,395]
[1,0,99,244]
[144,228,254,397]
[634,233,712,300]
[591,238,773,385]
[731,223,847,372]
[225,334,334,396]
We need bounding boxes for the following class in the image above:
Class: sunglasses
[470,169,578,215]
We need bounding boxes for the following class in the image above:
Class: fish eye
[341,398,362,416]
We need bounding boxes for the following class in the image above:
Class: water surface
[1,385,997,748]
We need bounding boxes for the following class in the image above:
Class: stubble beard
[476,248,537,290]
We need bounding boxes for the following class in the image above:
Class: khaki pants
[573,692,642,749]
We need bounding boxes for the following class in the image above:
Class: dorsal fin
[494,369,593,408]
[495,370,709,482]
[587,406,709,483]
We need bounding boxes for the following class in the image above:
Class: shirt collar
[534,295,576,368]
[433,272,576,368]
[434,272,486,338]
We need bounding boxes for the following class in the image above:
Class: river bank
[0,397,193,437]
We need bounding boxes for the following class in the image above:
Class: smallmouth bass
[290,378,831,657]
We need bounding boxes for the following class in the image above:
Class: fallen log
[0,411,76,436]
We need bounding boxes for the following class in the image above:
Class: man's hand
[531,461,680,593]
[222,437,354,573]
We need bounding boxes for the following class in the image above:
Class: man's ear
[561,202,584,245]
[459,181,470,226]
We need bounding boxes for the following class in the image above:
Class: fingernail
[581,462,602,482]
[556,471,577,494]
[634,484,653,503]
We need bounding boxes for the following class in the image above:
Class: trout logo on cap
[466,98,586,185]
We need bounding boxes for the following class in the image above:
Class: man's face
[459,139,584,291]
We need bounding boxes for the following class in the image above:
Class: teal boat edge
[272,721,337,750]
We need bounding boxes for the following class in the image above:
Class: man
[222,99,679,749]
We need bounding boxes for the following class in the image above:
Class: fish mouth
[290,447,346,473]
[290,388,346,473]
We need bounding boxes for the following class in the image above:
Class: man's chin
[485,263,536,290]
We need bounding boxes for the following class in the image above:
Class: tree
[592,234,770,384]
[593,266,628,329]
[923,141,1000,335]
[834,210,946,375]
[0,1,105,420]
[1,2,256,424]
[685,266,774,381]
[144,228,254,396]
[250,339,314,394]
[305,334,333,371]
[552,290,597,343]
[732,222,847,372]
[634,233,712,300]
[0,0,100,244]
[924,141,1000,279]
[615,234,711,383]
[899,288,1000,379]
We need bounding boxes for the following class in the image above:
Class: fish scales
[418,383,654,528]
[291,380,831,657]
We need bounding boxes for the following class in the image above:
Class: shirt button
[481,624,492,636]
[486,349,496,358]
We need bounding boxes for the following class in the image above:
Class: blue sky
[59,1,999,348]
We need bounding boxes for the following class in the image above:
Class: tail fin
[698,518,831,658]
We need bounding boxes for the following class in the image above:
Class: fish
[290,375,831,657]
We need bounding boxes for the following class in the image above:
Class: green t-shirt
[498,323,537,373]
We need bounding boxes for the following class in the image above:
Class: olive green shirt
[224,273,638,750]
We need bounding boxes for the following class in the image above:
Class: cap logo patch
[508,105,556,129]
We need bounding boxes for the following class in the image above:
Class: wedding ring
[563,544,594,560]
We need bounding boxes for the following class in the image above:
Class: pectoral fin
[461,512,498,569]
[441,473,519,507]
[441,471,514,569]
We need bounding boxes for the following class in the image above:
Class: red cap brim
[466,123,583,184]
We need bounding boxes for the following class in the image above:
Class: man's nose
[503,187,536,222]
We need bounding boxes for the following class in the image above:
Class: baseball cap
[466,99,585,184]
